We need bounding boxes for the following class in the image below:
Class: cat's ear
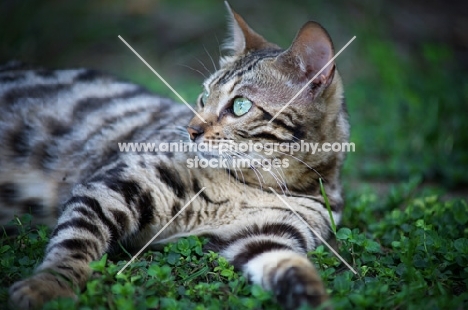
[277,21,335,88]
[223,2,278,56]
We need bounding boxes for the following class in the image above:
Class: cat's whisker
[203,45,218,71]
[221,152,233,184]
[221,151,235,182]
[247,153,286,190]
[242,146,307,195]
[144,128,188,136]
[156,126,190,139]
[226,150,249,185]
[247,151,289,195]
[224,151,247,192]
[235,145,290,195]
[269,159,290,195]
[230,150,280,192]
[177,63,207,78]
[214,35,222,65]
[249,165,264,191]
[271,149,324,181]
[196,58,212,75]
[228,150,263,191]
[175,125,189,132]
[175,127,191,141]
[289,135,301,143]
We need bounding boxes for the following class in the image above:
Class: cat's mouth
[190,139,235,158]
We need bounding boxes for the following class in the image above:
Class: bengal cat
[2,4,349,309]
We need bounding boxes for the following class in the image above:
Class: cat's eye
[201,89,209,106]
[233,97,252,116]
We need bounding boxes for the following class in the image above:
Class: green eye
[202,89,209,105]
[233,97,252,116]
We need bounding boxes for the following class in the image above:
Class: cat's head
[187,3,349,199]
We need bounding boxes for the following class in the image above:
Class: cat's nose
[187,126,204,141]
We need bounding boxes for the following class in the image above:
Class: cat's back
[0,61,183,126]
[0,61,192,228]
[0,61,191,163]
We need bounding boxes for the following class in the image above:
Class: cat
[2,3,349,309]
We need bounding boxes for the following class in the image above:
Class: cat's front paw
[274,265,329,309]
[269,255,329,310]
[9,272,76,310]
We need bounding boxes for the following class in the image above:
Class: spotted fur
[3,4,349,310]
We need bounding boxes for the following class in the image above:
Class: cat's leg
[244,250,328,309]
[8,189,129,309]
[206,211,330,310]
[8,160,172,309]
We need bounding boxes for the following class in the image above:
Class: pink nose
[187,126,203,141]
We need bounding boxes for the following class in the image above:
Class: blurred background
[1,0,467,198]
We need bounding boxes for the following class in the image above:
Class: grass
[1,180,467,309]
[1,0,467,308]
